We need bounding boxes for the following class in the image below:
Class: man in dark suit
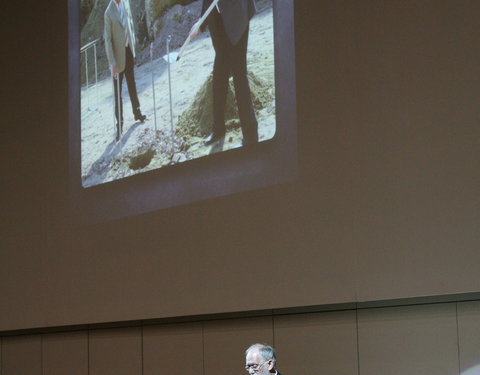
[245,343,282,375]
[191,0,258,146]
[104,0,146,142]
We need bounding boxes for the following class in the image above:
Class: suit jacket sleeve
[104,10,116,68]
[124,0,136,56]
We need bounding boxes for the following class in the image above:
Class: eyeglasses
[245,361,268,372]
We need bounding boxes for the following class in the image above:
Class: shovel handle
[177,0,220,60]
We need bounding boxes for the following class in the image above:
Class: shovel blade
[163,52,179,63]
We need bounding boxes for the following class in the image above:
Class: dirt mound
[176,71,274,138]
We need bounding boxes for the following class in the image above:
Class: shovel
[163,0,220,63]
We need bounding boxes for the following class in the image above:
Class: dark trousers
[209,11,258,143]
[113,46,141,130]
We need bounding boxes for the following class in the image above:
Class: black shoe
[204,131,225,145]
[241,138,258,147]
[134,111,146,122]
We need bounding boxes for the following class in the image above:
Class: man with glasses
[245,343,281,375]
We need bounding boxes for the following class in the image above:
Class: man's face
[245,349,273,375]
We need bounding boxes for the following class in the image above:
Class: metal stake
[93,43,98,108]
[112,75,116,136]
[116,73,125,176]
[85,49,89,109]
[117,74,122,137]
[150,43,158,133]
[166,35,175,150]
[116,73,122,141]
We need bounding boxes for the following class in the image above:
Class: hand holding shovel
[163,0,220,63]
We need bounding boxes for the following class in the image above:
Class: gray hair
[245,343,276,364]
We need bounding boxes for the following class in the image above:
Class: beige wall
[2,301,480,375]
[1,0,479,332]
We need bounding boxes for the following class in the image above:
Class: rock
[137,0,201,65]
[80,0,110,46]
[80,0,95,29]
[171,153,187,163]
[145,0,198,40]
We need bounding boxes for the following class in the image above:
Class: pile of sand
[176,71,275,138]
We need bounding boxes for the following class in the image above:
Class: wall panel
[143,322,203,375]
[458,301,480,375]
[275,311,358,375]
[42,331,88,375]
[1,335,41,375]
[358,304,459,375]
[89,327,142,375]
[2,302,480,374]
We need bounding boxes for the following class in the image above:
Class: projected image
[80,0,276,188]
